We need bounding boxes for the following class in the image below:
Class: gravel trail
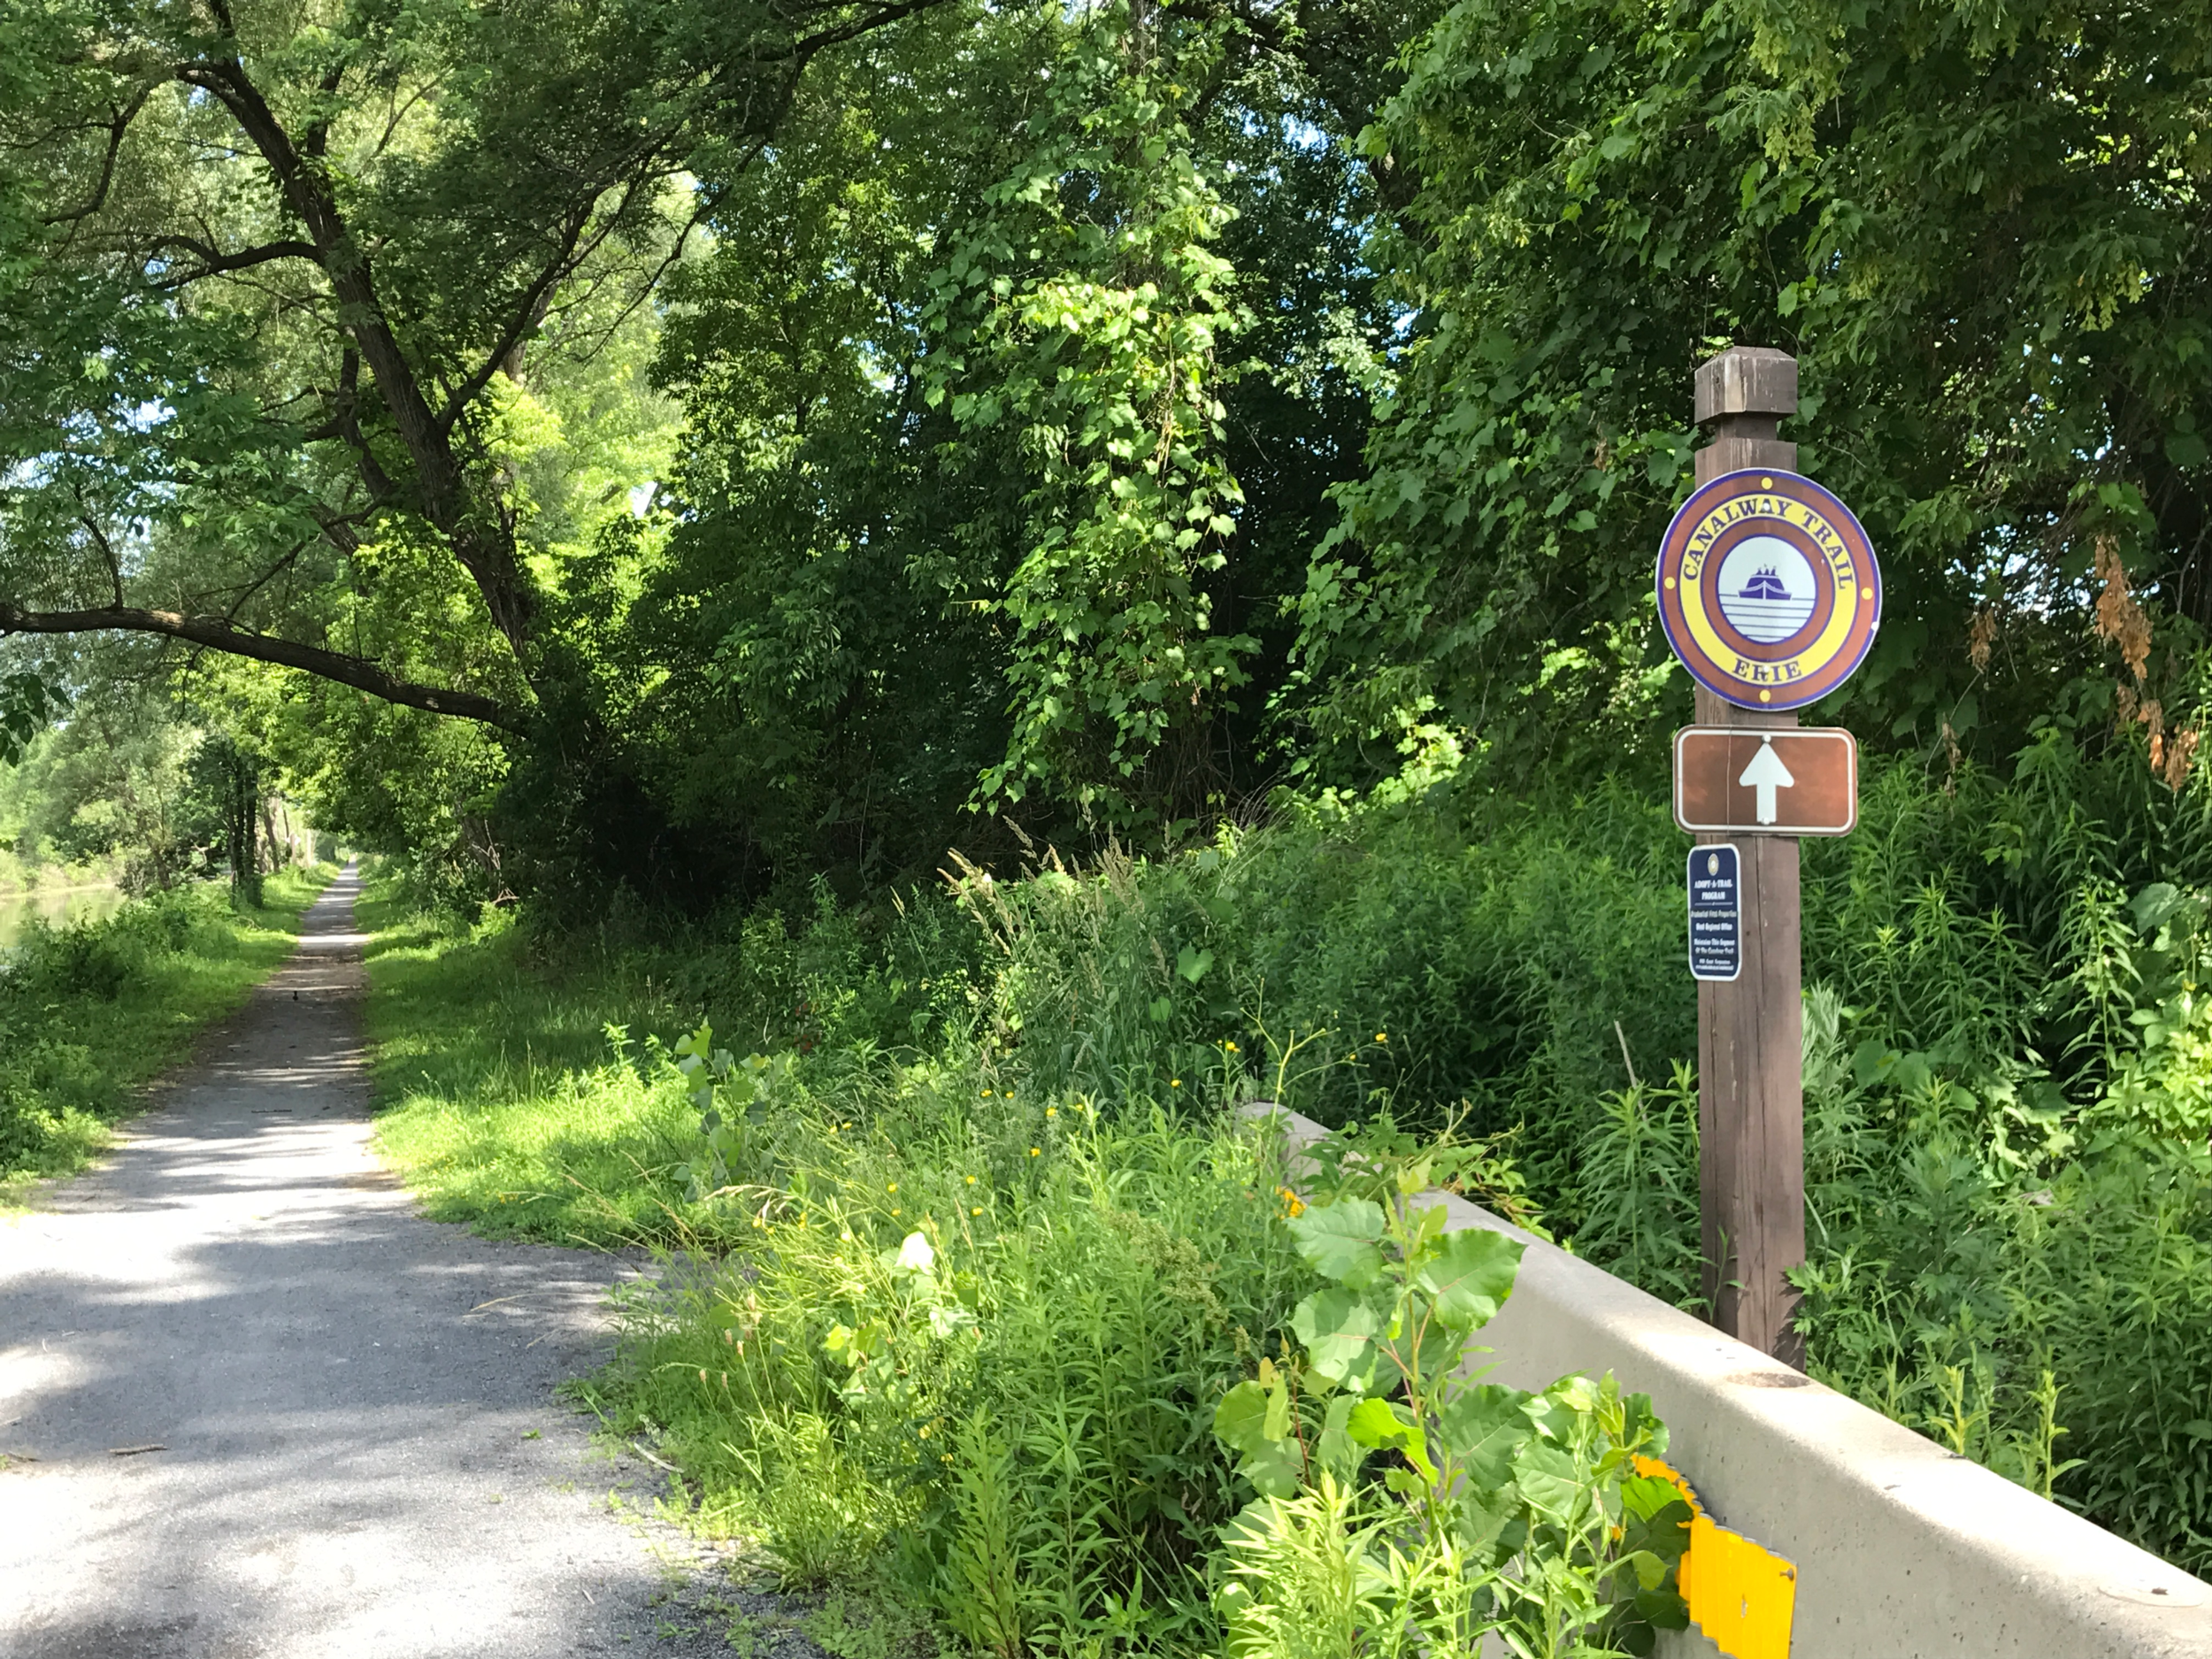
[0,867,767,1657]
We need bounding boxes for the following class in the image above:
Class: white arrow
[1738,735,1795,826]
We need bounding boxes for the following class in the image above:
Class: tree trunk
[229,753,263,907]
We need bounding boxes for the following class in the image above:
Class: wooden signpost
[1655,347,1880,1365]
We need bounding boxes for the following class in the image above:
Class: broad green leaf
[1453,1481,1523,1563]
[1438,1383,1532,1491]
[1263,1372,1292,1442]
[1344,1394,1402,1448]
[1417,1228,1523,1330]
[1289,1199,1386,1287]
[1315,1393,1362,1480]
[1382,1464,1429,1499]
[1621,1493,1695,1568]
[1633,1585,1691,1632]
[1345,1395,1437,1479]
[1510,1438,1583,1525]
[1214,1388,1303,1499]
[1213,1379,1277,1454]
[1619,1473,1686,1523]
[1621,1547,1670,1592]
[1292,1287,1383,1388]
[1239,1439,1304,1500]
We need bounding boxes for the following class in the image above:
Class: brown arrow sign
[1673,726,1858,835]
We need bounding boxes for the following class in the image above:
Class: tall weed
[582,1076,1310,1654]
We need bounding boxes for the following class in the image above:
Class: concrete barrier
[1240,1102,2212,1659]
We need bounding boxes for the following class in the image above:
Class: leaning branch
[147,234,321,287]
[0,602,526,733]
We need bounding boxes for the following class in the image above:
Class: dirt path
[0,868,767,1657]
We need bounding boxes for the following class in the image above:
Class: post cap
[1694,347,1798,425]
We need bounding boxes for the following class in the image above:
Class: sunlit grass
[360,882,709,1248]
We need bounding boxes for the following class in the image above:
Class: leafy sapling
[670,1023,795,1202]
[1214,1125,1691,1657]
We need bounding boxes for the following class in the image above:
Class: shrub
[1212,1130,1689,1659]
[1573,983,2212,1576]
[578,1032,1686,1656]
[9,918,135,1002]
[586,1071,1302,1652]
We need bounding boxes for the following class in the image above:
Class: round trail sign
[1655,469,1881,710]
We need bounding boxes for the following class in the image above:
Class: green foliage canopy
[1294,0,2212,781]
[9,0,2212,894]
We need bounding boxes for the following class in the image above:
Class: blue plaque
[1687,844,1740,982]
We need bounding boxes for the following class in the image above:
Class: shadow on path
[0,867,786,1658]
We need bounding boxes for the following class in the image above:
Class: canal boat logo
[1655,470,1882,710]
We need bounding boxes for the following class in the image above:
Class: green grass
[360,879,718,1247]
[0,865,335,1202]
[353,879,1317,1651]
[355,875,1681,1658]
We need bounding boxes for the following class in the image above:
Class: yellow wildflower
[1278,1187,1306,1219]
[1029,1147,1041,1157]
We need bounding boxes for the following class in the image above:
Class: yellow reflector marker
[1633,1455,1798,1659]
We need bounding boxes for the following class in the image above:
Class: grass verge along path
[0,867,334,1200]
[360,882,707,1247]
[355,886,1690,1659]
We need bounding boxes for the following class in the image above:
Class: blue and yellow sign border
[1656,469,1882,711]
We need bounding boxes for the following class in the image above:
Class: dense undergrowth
[0,867,332,1197]
[364,874,1694,1657]
[364,730,2212,1615]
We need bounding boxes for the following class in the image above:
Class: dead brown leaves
[2093,537,2200,790]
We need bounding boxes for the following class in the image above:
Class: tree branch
[177,52,538,647]
[436,199,600,433]
[77,511,125,609]
[175,59,456,509]
[217,537,309,621]
[147,234,321,286]
[303,349,400,502]
[787,0,949,60]
[0,602,526,733]
[43,86,154,227]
